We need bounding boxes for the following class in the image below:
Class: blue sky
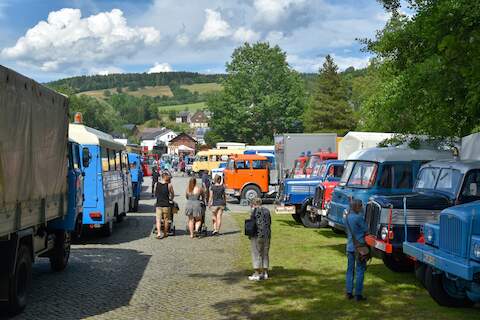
[0,0,391,82]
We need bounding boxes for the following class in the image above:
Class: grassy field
[229,213,479,320]
[78,85,173,99]
[158,102,206,113]
[181,82,223,94]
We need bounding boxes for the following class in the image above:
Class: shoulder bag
[345,213,371,263]
[244,209,257,237]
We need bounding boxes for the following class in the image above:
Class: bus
[192,149,245,175]
[69,122,131,236]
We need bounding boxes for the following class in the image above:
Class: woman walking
[185,178,205,238]
[208,175,226,235]
[155,172,174,239]
[248,198,271,281]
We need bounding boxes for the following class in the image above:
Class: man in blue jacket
[344,198,368,302]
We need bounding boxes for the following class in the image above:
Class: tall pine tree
[304,55,356,135]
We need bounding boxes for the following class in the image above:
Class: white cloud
[198,9,231,42]
[233,27,260,43]
[148,62,173,73]
[254,0,306,24]
[90,66,125,76]
[1,8,160,72]
[287,54,370,73]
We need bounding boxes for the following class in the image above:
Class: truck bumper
[225,189,241,197]
[307,205,327,217]
[403,242,480,281]
[365,235,393,254]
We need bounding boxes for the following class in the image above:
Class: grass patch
[157,102,206,113]
[226,213,479,320]
[181,82,223,94]
[78,85,173,99]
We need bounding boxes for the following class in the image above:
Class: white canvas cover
[0,65,68,206]
[461,133,480,160]
[338,131,394,160]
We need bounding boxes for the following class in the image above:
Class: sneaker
[355,295,367,302]
[262,271,269,280]
[345,293,353,300]
[248,273,262,281]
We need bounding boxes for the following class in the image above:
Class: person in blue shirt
[344,198,368,302]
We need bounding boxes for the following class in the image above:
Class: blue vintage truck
[0,66,84,312]
[128,153,144,212]
[365,160,480,272]
[276,160,344,228]
[403,201,480,307]
[326,147,453,233]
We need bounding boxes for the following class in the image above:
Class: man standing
[152,167,159,197]
[344,198,368,302]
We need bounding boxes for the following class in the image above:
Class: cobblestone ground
[9,176,262,320]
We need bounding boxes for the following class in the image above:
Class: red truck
[304,151,338,177]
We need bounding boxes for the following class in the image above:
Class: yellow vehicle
[192,149,244,174]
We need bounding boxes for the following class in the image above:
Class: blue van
[326,147,453,233]
[69,123,130,236]
[403,201,480,307]
[276,160,344,228]
[128,152,144,212]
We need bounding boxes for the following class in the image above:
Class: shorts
[211,206,225,214]
[156,207,170,220]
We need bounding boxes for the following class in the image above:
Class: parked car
[326,147,454,234]
[365,160,480,272]
[403,201,480,307]
[276,160,344,228]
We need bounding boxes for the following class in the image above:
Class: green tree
[207,42,308,144]
[103,90,111,97]
[361,1,480,137]
[303,55,356,135]
[70,95,119,133]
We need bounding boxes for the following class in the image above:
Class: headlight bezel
[425,227,434,244]
[473,242,480,260]
[380,227,388,241]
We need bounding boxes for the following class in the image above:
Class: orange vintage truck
[223,153,277,202]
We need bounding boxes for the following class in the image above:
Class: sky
[0,0,391,82]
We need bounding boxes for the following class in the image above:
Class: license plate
[275,206,296,214]
[328,221,335,227]
[374,240,386,252]
[424,254,436,266]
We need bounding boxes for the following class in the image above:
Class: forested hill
[47,72,226,93]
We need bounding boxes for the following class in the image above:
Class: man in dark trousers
[152,167,159,197]
[344,198,368,302]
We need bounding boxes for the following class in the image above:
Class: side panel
[82,145,105,225]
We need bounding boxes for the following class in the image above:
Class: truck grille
[439,214,466,257]
[312,185,324,207]
[365,202,381,236]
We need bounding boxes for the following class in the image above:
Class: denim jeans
[346,251,366,296]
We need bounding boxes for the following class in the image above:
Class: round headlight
[343,209,348,218]
[381,227,388,240]
[474,243,480,259]
[426,228,434,243]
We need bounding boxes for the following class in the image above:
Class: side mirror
[82,147,91,168]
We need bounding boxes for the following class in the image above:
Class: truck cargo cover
[0,65,68,205]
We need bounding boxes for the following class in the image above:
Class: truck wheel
[415,262,427,287]
[102,219,114,237]
[425,266,474,307]
[8,245,32,313]
[241,185,261,202]
[319,217,329,228]
[291,214,302,224]
[300,207,322,228]
[49,231,71,272]
[382,253,414,272]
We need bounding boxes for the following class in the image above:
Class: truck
[365,160,480,272]
[274,133,337,181]
[276,160,345,227]
[0,66,84,312]
[403,201,480,307]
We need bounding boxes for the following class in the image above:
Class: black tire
[49,231,71,272]
[241,185,261,202]
[425,266,474,308]
[291,213,302,224]
[319,217,329,228]
[332,227,345,234]
[300,206,322,228]
[415,262,427,287]
[382,253,414,272]
[102,219,114,237]
[8,244,32,313]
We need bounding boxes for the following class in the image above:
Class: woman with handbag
[185,178,205,238]
[344,198,369,302]
[247,198,271,281]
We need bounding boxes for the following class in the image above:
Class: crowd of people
[149,168,368,292]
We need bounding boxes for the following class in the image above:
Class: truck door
[235,159,252,188]
[252,159,269,192]
[82,146,98,208]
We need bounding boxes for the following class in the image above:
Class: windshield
[294,160,302,169]
[219,162,227,168]
[415,167,462,195]
[227,159,235,170]
[306,155,321,169]
[459,169,480,202]
[195,155,208,162]
[312,163,326,177]
[339,161,355,186]
[346,162,378,188]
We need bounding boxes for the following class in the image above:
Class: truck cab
[326,147,453,234]
[128,153,144,212]
[304,151,338,178]
[292,152,309,178]
[223,154,272,202]
[403,201,480,307]
[276,160,344,228]
[366,160,480,272]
